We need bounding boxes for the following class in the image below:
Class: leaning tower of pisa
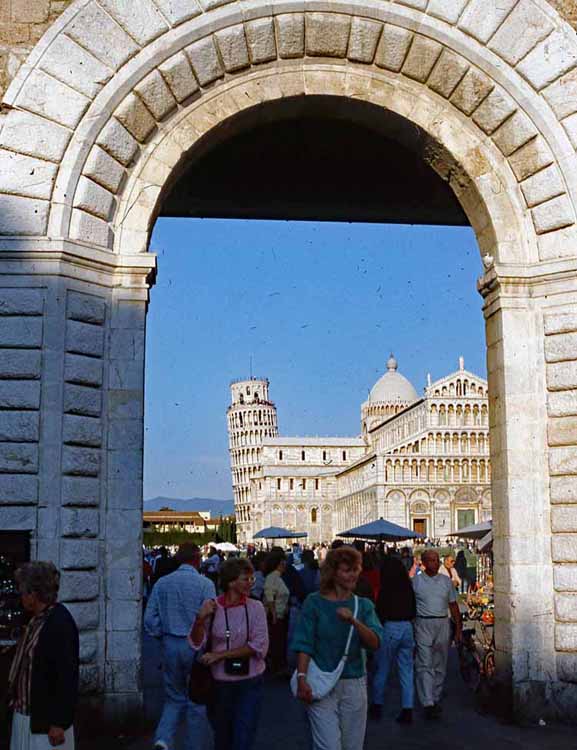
[227,378,279,543]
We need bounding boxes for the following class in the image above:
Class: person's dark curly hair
[320,546,361,594]
[219,558,254,592]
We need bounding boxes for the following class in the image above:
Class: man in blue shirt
[144,543,216,750]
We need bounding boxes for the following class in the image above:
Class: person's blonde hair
[320,547,362,594]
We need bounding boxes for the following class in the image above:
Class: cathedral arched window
[480,460,486,481]
[279,450,283,460]
[302,450,306,461]
[311,508,318,523]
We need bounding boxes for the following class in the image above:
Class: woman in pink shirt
[189,558,269,750]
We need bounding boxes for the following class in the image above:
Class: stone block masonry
[0,2,71,100]
[546,310,577,686]
[0,1,575,103]
[57,289,107,694]
[0,287,43,533]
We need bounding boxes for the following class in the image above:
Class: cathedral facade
[227,357,491,545]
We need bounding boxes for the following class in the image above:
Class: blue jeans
[372,621,415,710]
[210,675,264,750]
[155,636,210,749]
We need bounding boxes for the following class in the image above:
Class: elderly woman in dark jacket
[8,561,79,750]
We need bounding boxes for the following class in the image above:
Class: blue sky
[144,218,486,500]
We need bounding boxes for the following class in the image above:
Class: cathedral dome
[368,355,418,404]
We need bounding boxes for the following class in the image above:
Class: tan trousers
[306,676,367,750]
[414,617,450,708]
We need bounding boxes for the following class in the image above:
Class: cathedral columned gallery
[227,356,491,544]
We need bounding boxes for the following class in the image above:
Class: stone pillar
[543,288,577,715]
[0,247,155,726]
[102,288,148,721]
[480,260,577,718]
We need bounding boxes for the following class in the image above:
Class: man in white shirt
[412,549,462,720]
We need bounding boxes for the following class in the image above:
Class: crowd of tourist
[140,539,471,750]
[4,542,474,750]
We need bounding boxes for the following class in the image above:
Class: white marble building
[335,356,492,539]
[228,356,491,544]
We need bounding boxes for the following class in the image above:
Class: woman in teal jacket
[291,546,383,750]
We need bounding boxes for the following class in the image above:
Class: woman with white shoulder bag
[290,546,383,750]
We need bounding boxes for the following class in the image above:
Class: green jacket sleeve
[290,594,316,656]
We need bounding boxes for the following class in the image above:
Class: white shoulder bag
[290,595,359,701]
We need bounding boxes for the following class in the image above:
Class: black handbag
[223,605,250,676]
[188,615,215,706]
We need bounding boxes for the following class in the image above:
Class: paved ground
[94,632,575,750]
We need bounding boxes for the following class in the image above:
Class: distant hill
[144,496,234,518]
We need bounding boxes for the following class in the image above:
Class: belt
[416,615,448,619]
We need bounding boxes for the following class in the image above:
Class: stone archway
[1,0,577,722]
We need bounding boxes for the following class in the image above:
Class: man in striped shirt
[145,543,216,750]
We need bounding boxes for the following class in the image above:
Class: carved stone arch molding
[2,0,577,723]
[0,0,576,267]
